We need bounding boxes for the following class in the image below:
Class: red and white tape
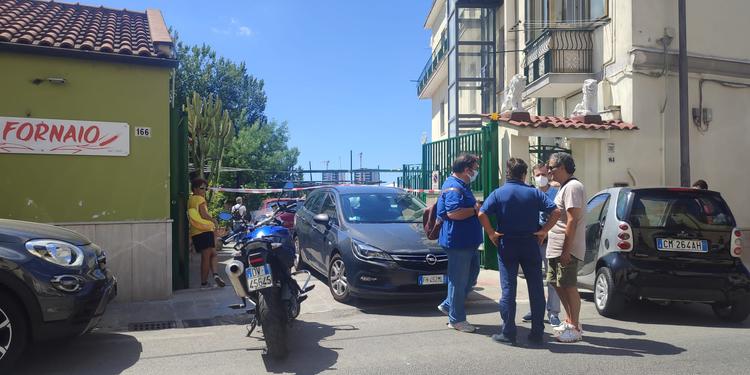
[400,188,442,194]
[209,185,336,194]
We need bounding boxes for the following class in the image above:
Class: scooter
[221,203,314,359]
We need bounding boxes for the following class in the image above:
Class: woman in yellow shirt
[188,178,226,288]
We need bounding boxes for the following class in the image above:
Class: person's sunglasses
[199,186,207,190]
[547,164,559,171]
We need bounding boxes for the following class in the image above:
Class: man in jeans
[522,163,562,327]
[436,153,483,333]
[478,158,560,345]
[546,152,586,343]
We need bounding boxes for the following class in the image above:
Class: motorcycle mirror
[313,213,330,225]
[217,212,233,221]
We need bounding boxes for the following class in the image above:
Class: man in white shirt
[546,152,586,343]
[231,197,247,221]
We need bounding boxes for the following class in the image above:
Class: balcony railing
[523,29,593,84]
[417,36,449,96]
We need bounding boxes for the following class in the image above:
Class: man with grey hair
[546,152,586,343]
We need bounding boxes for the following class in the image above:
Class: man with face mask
[436,153,483,333]
[521,163,561,327]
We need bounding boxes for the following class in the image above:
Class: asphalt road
[12,291,750,375]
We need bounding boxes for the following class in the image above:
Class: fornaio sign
[0,117,129,156]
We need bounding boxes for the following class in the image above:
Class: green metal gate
[400,120,501,270]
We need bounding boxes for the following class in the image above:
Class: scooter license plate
[245,264,273,291]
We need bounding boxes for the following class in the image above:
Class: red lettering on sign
[83,126,100,143]
[17,122,33,141]
[2,121,19,141]
[50,124,64,142]
[34,122,50,141]
[77,126,85,143]
[63,126,77,143]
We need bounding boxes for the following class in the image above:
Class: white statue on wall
[500,74,526,114]
[571,79,599,117]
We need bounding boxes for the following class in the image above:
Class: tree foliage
[175,41,267,130]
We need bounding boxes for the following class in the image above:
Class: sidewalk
[97,267,528,332]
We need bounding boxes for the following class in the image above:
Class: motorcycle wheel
[258,288,288,359]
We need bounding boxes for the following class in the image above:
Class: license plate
[418,274,446,285]
[656,238,708,253]
[245,264,273,291]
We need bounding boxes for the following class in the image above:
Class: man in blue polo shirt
[436,153,483,333]
[478,158,561,346]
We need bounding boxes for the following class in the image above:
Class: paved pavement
[12,262,750,375]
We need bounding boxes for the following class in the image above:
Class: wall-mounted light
[692,107,712,128]
[31,77,67,85]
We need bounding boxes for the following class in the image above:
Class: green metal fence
[400,121,501,270]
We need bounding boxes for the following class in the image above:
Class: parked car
[578,187,750,321]
[253,198,302,229]
[294,185,447,303]
[0,219,117,370]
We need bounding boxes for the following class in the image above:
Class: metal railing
[523,29,593,84]
[417,36,449,96]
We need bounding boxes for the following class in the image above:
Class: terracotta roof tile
[500,114,637,131]
[0,0,174,60]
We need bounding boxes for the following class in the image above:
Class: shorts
[192,231,215,252]
[546,256,580,288]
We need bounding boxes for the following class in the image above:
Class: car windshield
[340,193,426,223]
[630,192,735,230]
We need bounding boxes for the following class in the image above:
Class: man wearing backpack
[436,153,483,333]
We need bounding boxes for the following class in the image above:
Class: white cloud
[237,26,253,37]
[210,27,231,35]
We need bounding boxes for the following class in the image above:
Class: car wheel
[712,300,750,322]
[0,291,28,372]
[594,267,625,317]
[293,236,306,271]
[328,254,351,303]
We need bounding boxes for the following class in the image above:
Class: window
[304,191,325,213]
[340,193,427,224]
[586,194,610,227]
[320,194,339,225]
[616,188,631,220]
[526,0,609,43]
[630,193,735,230]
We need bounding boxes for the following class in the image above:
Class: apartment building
[417,0,750,226]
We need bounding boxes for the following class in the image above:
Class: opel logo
[425,254,438,265]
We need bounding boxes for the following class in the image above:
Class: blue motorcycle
[220,202,314,359]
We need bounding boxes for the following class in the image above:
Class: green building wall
[0,51,172,223]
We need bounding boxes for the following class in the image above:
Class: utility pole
[308,161,312,182]
[359,152,363,169]
[350,150,353,184]
[678,0,690,186]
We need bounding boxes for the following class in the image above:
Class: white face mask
[469,169,479,183]
[535,175,549,187]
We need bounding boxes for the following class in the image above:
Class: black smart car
[294,186,447,303]
[579,187,749,321]
[0,219,117,370]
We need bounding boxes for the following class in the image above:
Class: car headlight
[25,239,85,267]
[351,239,393,261]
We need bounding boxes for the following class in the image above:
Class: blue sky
[94,0,433,183]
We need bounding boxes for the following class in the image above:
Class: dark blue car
[294,186,447,303]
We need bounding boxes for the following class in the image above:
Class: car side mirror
[313,213,330,225]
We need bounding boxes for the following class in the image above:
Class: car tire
[594,267,625,317]
[0,291,28,372]
[712,299,750,322]
[293,236,306,271]
[328,254,352,303]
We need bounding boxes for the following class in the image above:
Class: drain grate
[181,318,216,328]
[128,320,177,331]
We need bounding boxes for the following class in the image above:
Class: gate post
[481,119,500,270]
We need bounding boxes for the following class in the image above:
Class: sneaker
[553,321,582,333]
[437,304,449,316]
[448,321,476,333]
[556,328,582,343]
[491,333,516,346]
[549,314,562,327]
[522,312,533,322]
[213,273,226,288]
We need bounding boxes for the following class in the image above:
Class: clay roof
[502,115,637,131]
[0,0,174,60]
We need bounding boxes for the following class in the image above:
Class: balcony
[417,36,449,98]
[523,29,595,98]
